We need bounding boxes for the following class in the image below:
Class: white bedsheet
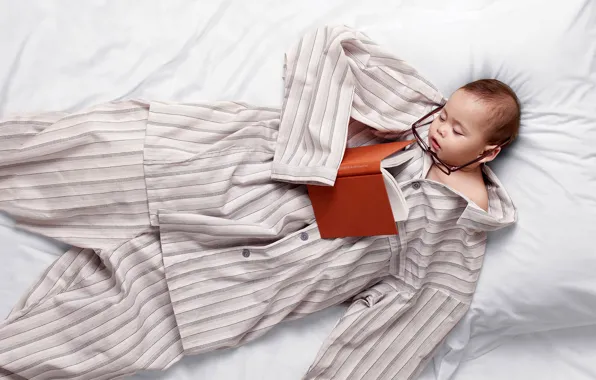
[1,1,595,379]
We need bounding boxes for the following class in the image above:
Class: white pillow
[362,0,596,372]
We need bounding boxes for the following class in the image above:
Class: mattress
[1,0,595,379]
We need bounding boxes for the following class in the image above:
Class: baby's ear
[480,145,501,163]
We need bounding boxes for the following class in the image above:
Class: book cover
[307,140,414,238]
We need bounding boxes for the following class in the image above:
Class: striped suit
[0,26,516,380]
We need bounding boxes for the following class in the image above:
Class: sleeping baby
[413,78,520,211]
[0,26,518,380]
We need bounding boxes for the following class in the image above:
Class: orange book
[307,140,414,239]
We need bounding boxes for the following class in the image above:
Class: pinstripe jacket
[144,26,516,379]
[0,25,516,380]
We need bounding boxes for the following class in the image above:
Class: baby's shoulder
[451,175,489,212]
[464,180,489,211]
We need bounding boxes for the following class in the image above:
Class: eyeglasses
[410,105,511,175]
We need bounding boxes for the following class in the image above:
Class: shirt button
[242,249,250,258]
[300,232,309,241]
[412,182,421,190]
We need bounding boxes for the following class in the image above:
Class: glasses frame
[411,105,511,175]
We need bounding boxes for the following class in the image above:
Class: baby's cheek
[455,146,477,162]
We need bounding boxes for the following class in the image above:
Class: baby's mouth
[430,136,441,151]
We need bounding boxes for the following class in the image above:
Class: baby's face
[427,89,495,168]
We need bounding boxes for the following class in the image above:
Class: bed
[1,0,595,379]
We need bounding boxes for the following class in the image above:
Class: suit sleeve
[0,101,151,252]
[271,25,444,186]
[303,281,469,380]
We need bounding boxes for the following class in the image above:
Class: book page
[381,168,409,222]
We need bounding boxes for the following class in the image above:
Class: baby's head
[428,79,521,169]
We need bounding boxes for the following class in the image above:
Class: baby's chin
[431,151,460,167]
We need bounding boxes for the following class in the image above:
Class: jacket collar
[418,144,517,231]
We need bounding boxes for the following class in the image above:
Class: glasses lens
[413,122,432,152]
[413,109,441,147]
[413,129,428,151]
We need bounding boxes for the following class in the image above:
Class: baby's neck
[426,163,486,188]
[426,164,489,210]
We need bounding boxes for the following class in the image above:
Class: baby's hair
[460,79,521,145]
